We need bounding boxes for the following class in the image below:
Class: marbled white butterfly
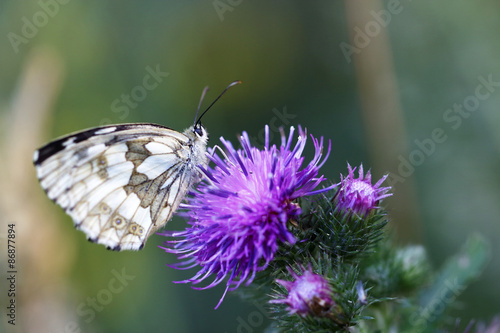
[33,81,240,251]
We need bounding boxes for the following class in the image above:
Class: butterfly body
[34,123,209,251]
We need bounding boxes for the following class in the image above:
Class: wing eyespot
[112,214,127,229]
[99,203,112,215]
[128,223,144,236]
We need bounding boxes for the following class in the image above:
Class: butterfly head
[192,123,209,143]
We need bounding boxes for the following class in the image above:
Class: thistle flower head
[335,163,392,216]
[159,125,334,308]
[272,266,335,317]
[395,245,430,286]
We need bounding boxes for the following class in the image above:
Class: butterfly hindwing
[34,123,208,251]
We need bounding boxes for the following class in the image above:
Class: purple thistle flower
[159,125,334,308]
[334,163,392,216]
[271,266,335,317]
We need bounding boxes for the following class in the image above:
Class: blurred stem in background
[344,0,421,243]
[0,47,76,333]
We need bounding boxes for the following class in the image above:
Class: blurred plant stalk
[0,47,76,333]
[344,0,421,243]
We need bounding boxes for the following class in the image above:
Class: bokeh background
[1,1,499,332]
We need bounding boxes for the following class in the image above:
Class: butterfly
[33,81,241,251]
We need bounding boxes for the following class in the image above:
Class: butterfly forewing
[34,123,208,251]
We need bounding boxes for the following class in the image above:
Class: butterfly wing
[34,123,205,251]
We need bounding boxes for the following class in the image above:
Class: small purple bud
[335,163,392,216]
[272,266,335,317]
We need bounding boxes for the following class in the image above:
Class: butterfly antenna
[195,80,242,127]
[193,86,210,127]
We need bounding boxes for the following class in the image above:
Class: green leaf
[406,233,491,332]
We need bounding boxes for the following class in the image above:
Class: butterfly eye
[194,125,204,137]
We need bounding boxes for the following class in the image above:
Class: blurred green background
[1,1,499,332]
